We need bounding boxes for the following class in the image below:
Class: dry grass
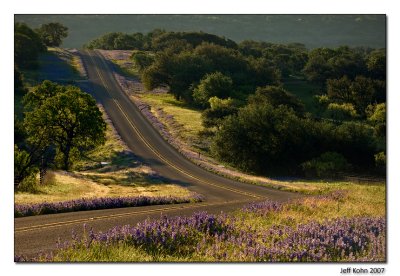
[15,104,193,205]
[15,171,190,205]
[237,182,386,231]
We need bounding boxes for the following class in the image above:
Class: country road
[14,50,301,258]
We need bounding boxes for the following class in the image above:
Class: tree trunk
[63,142,71,171]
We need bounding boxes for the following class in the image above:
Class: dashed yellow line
[15,201,220,233]
[88,50,262,199]
[15,51,262,235]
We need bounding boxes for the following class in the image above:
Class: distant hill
[14,14,386,49]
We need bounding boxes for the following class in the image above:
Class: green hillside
[15,14,385,49]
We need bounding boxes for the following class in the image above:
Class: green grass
[50,242,193,262]
[139,93,204,142]
[112,58,140,77]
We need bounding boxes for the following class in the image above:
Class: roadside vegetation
[19,181,385,262]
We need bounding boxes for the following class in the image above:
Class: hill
[14,14,385,49]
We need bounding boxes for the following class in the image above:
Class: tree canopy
[14,22,46,69]
[23,81,106,171]
[36,22,68,47]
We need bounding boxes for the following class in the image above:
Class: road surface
[14,50,301,258]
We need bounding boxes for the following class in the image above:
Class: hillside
[15,14,385,49]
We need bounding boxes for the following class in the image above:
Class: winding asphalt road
[14,50,301,258]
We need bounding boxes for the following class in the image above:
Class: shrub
[326,103,358,121]
[374,152,386,171]
[16,173,38,193]
[42,170,57,186]
[301,152,349,178]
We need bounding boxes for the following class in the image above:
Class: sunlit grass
[50,243,193,262]
[139,93,203,142]
[14,171,190,205]
[15,105,193,205]
[236,182,385,231]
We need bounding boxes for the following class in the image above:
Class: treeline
[85,30,386,177]
[14,22,68,70]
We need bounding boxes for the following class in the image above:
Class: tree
[366,103,386,140]
[14,67,27,94]
[248,86,305,115]
[131,51,155,72]
[36,22,68,47]
[14,22,46,69]
[192,72,233,107]
[211,103,310,174]
[303,46,367,86]
[332,122,376,168]
[326,76,385,116]
[24,83,106,171]
[23,80,66,109]
[202,97,238,129]
[366,49,386,80]
[349,76,377,115]
[303,48,336,86]
[326,76,353,103]
[142,51,211,102]
[301,152,349,178]
[14,144,38,188]
[247,57,281,87]
[326,103,358,121]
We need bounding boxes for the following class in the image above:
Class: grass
[50,243,191,262]
[112,58,140,77]
[14,171,190,205]
[238,182,385,230]
[139,93,204,143]
[32,181,385,262]
[15,105,193,205]
[21,48,84,87]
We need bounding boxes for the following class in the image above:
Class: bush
[17,173,38,193]
[301,152,349,178]
[326,102,358,121]
[42,170,57,186]
[192,72,233,107]
[374,152,386,170]
[14,144,38,189]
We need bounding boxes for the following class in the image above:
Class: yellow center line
[15,200,249,233]
[88,50,262,199]
[14,50,263,235]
